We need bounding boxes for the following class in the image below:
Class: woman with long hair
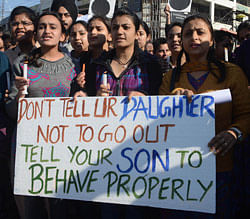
[6,12,78,219]
[159,15,250,218]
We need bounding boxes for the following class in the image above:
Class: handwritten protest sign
[14,95,216,213]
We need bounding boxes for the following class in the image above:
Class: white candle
[224,47,228,62]
[6,71,10,90]
[102,72,108,96]
[22,61,28,95]
[103,72,107,86]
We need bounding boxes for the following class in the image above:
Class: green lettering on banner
[117,174,130,197]
[67,170,79,193]
[40,146,49,162]
[101,148,112,165]
[171,179,184,201]
[132,176,147,199]
[87,170,99,193]
[159,177,170,200]
[76,149,88,165]
[30,146,39,162]
[21,144,33,162]
[188,151,202,168]
[176,150,189,168]
[45,166,56,194]
[51,146,60,162]
[77,170,90,192]
[55,169,67,193]
[88,150,99,166]
[197,180,213,202]
[103,171,118,197]
[148,177,160,199]
[68,146,78,163]
[186,179,197,201]
[28,163,44,194]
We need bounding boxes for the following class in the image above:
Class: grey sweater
[5,53,77,120]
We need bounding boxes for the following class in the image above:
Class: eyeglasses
[11,21,33,27]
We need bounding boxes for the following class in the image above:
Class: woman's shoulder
[13,54,27,68]
[224,62,245,76]
[138,49,158,64]
[25,53,76,75]
[221,62,249,85]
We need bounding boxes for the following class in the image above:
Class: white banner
[14,95,216,213]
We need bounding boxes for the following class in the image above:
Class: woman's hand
[76,72,85,88]
[15,76,29,100]
[173,88,194,103]
[164,4,171,25]
[128,91,145,102]
[208,130,237,156]
[97,83,111,96]
[73,90,87,101]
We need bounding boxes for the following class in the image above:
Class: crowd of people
[0,0,250,218]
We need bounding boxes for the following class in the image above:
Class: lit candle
[103,71,107,86]
[224,47,228,62]
[82,64,85,72]
[102,71,108,96]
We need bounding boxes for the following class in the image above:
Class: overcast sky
[1,0,40,18]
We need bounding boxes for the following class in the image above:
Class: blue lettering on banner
[119,96,215,121]
[116,148,170,174]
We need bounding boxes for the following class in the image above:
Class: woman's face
[182,18,213,62]
[137,25,149,50]
[155,43,171,60]
[167,25,182,54]
[87,19,111,48]
[11,13,34,43]
[145,42,153,55]
[36,15,64,48]
[111,15,138,49]
[215,36,233,60]
[70,23,88,52]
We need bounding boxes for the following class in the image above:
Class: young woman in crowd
[96,8,162,218]
[5,6,36,68]
[71,8,162,217]
[137,20,151,51]
[87,15,111,60]
[81,7,162,98]
[214,30,234,62]
[237,20,250,44]
[153,37,171,74]
[165,22,185,69]
[159,15,250,218]
[69,20,88,70]
[145,40,154,55]
[71,16,112,96]
[0,51,19,219]
[5,12,78,219]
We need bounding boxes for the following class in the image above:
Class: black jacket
[71,48,163,96]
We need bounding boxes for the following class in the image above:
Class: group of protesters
[0,0,250,218]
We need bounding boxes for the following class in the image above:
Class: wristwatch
[229,127,243,142]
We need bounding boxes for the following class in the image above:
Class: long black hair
[28,12,66,67]
[87,15,111,33]
[140,20,151,37]
[111,7,140,32]
[70,20,88,33]
[9,6,36,27]
[171,15,226,91]
[111,7,140,56]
